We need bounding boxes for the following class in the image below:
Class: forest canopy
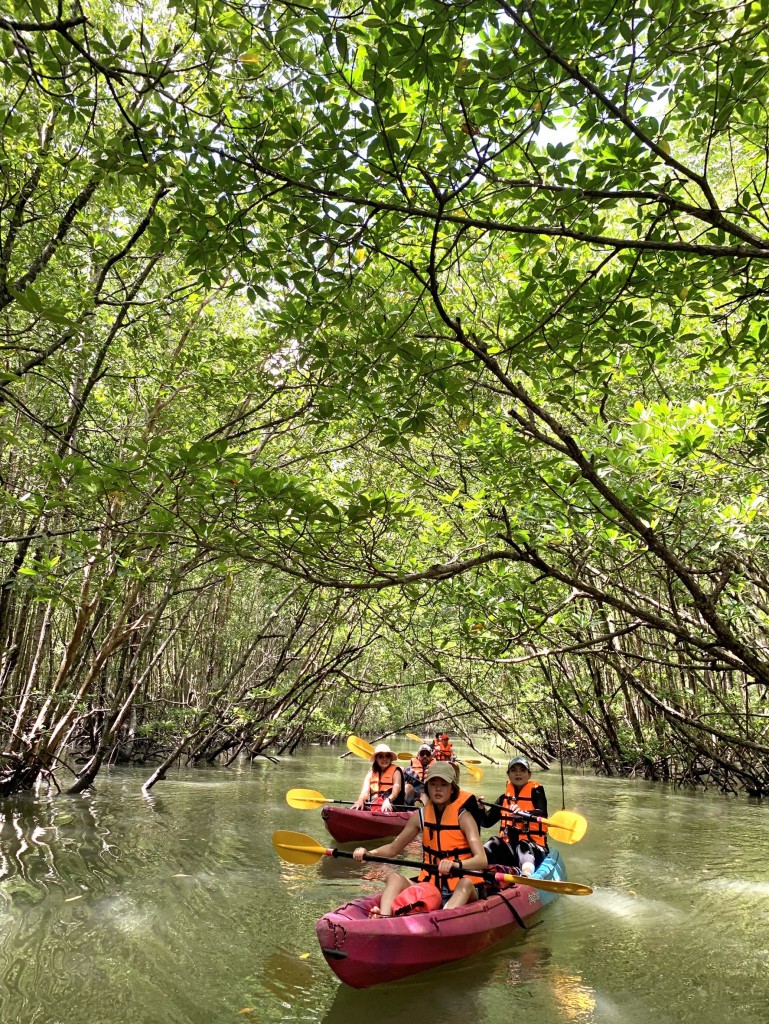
[1,0,769,796]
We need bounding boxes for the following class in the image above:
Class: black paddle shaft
[330,847,489,880]
[329,800,413,811]
[484,804,545,823]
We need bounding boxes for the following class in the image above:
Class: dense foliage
[2,0,769,796]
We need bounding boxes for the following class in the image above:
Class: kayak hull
[316,849,566,988]
[321,805,414,844]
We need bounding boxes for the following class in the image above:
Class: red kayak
[316,850,565,988]
[321,805,414,844]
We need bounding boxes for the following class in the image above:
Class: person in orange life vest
[352,760,487,917]
[404,744,434,805]
[432,732,455,762]
[351,744,404,813]
[477,756,548,874]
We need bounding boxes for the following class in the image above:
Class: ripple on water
[91,892,158,933]
[573,885,686,923]
[700,876,769,897]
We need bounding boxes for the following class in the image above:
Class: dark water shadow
[242,948,338,1024]
[320,954,496,1024]
[319,924,554,1024]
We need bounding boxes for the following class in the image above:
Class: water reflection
[0,793,121,903]
[549,971,597,1021]
[248,949,327,1021]
[321,952,496,1024]
[318,937,602,1024]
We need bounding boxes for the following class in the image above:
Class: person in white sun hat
[351,744,404,813]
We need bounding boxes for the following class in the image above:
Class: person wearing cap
[351,744,404,813]
[352,760,488,917]
[477,756,548,873]
[403,744,435,805]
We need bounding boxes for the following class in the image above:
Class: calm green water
[1,743,768,1024]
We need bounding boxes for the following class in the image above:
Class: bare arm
[458,811,488,871]
[391,766,403,801]
[381,767,404,811]
[353,810,421,860]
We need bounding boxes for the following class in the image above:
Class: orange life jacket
[368,762,402,801]
[433,739,454,761]
[408,755,434,783]
[418,788,475,891]
[498,779,548,848]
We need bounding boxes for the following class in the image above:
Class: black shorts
[484,835,547,870]
[438,881,484,906]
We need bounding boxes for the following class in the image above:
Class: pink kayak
[321,805,414,843]
[316,850,565,988]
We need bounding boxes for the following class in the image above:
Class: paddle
[273,830,593,896]
[483,804,588,845]
[347,735,376,758]
[348,735,483,780]
[347,736,413,764]
[286,788,415,812]
[400,748,479,769]
[347,736,431,765]
[457,759,484,780]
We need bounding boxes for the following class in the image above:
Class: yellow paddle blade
[458,759,483,781]
[398,752,414,761]
[285,788,328,809]
[272,830,327,865]
[507,873,592,896]
[544,810,588,845]
[406,732,425,743]
[459,758,482,765]
[346,735,374,759]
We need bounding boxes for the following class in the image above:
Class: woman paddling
[352,760,488,916]
[351,744,404,813]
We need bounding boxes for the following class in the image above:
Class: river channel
[1,742,767,1024]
